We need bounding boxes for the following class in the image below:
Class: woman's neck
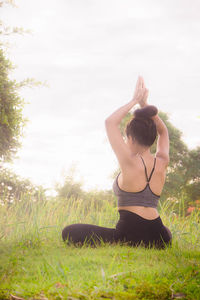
[130,143,151,156]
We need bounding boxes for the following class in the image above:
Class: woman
[62,76,172,249]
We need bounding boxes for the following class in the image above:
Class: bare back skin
[118,154,166,220]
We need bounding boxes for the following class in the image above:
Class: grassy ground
[0,197,199,300]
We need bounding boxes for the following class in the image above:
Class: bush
[0,167,46,205]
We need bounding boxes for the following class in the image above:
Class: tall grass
[0,194,200,299]
[1,194,199,248]
[0,193,119,246]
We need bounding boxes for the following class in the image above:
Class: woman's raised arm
[139,78,169,167]
[105,76,147,166]
[152,114,169,166]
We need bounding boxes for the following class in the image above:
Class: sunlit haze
[1,0,200,193]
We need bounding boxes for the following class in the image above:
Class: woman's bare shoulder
[120,154,142,171]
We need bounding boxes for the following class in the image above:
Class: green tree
[0,48,26,162]
[0,167,46,205]
[181,147,200,203]
[0,0,40,163]
[0,0,46,204]
[155,112,189,200]
[55,169,83,199]
[56,176,83,200]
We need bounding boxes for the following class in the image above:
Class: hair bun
[134,105,158,119]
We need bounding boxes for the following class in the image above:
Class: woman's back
[118,153,166,196]
[116,153,167,220]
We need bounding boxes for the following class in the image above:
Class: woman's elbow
[105,117,120,130]
[156,152,170,167]
[105,117,113,127]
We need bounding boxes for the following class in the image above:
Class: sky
[1,0,200,193]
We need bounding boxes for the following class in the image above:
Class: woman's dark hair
[126,105,158,147]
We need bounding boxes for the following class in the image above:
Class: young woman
[62,76,172,249]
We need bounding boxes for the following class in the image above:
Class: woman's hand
[139,89,149,108]
[132,76,147,104]
[138,77,149,108]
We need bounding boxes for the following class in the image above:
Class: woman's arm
[152,114,170,166]
[139,79,169,167]
[105,76,147,166]
[105,98,138,126]
[105,98,137,165]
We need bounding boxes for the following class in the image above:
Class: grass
[0,196,200,300]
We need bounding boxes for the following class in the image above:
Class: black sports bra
[113,156,160,208]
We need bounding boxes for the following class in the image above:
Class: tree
[0,48,26,162]
[0,0,28,162]
[0,1,46,204]
[56,176,83,200]
[181,147,200,203]
[0,0,44,164]
[155,112,189,200]
[0,167,46,205]
[55,166,83,200]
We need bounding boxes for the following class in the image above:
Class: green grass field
[0,196,199,300]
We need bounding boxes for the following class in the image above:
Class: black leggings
[62,210,172,249]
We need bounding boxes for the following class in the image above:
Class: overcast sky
[1,0,200,193]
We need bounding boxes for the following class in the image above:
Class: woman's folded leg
[61,214,172,249]
[62,223,117,246]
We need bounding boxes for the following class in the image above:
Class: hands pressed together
[132,76,149,108]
